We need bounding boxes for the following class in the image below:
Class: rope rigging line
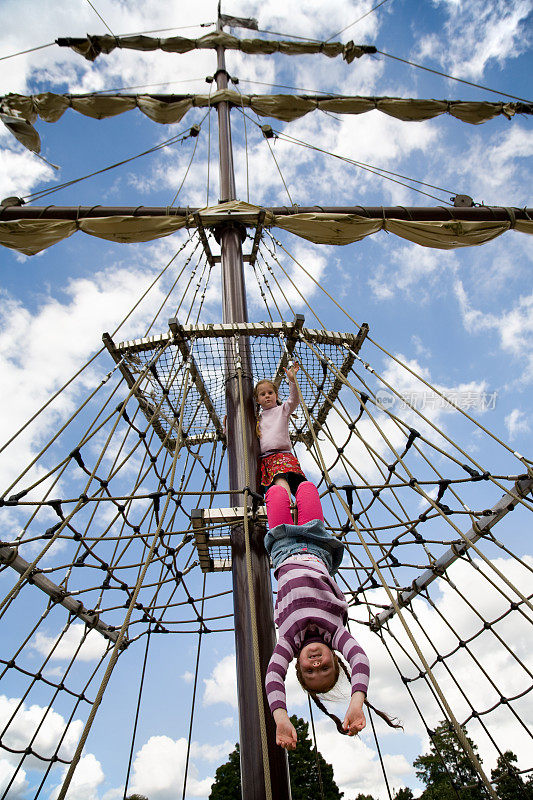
[325,0,393,42]
[296,334,533,613]
[0,41,55,62]
[84,0,116,36]
[376,49,533,104]
[235,338,273,800]
[253,120,457,204]
[56,348,195,800]
[23,119,206,203]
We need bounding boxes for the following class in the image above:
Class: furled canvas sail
[56,32,375,62]
[1,201,531,256]
[2,91,530,155]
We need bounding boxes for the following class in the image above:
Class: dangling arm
[333,627,370,735]
[265,638,298,749]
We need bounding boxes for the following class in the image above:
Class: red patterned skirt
[260,451,306,493]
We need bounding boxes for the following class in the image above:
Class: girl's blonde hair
[296,650,403,735]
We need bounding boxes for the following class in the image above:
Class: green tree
[354,794,377,800]
[209,744,242,800]
[393,789,415,800]
[209,716,343,799]
[126,795,149,800]
[413,721,485,800]
[490,750,533,800]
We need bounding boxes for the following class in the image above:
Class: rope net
[0,230,531,799]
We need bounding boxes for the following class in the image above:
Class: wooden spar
[214,11,291,800]
[2,205,532,221]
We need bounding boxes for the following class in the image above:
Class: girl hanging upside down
[263,468,401,749]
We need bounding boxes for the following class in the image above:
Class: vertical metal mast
[214,7,291,800]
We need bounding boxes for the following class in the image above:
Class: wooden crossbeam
[191,505,267,572]
[370,476,533,630]
[168,318,225,440]
[0,543,122,645]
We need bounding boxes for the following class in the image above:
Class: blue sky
[0,1,532,799]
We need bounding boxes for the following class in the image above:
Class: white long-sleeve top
[258,380,299,455]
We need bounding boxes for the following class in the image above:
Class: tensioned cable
[122,628,152,800]
[107,22,213,38]
[206,83,214,206]
[168,127,201,207]
[0,42,55,62]
[91,77,207,94]
[376,49,532,104]
[325,0,392,42]
[85,0,115,36]
[231,80,251,202]
[181,572,207,800]
[0,24,214,63]
[262,123,456,203]
[263,132,294,207]
[306,699,326,800]
[24,119,207,203]
[253,29,322,43]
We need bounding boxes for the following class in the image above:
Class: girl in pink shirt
[254,363,306,503]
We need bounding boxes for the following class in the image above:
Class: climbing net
[0,230,532,800]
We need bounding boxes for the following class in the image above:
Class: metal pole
[214,10,291,800]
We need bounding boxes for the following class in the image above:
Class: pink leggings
[265,481,324,528]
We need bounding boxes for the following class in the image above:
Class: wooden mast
[214,6,291,799]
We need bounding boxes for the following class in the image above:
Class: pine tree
[413,721,486,800]
[209,716,343,799]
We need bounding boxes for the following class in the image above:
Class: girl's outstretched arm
[343,691,366,736]
[273,708,297,750]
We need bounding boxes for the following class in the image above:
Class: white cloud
[417,0,532,79]
[0,694,83,770]
[31,623,108,662]
[314,718,412,799]
[0,758,27,799]
[505,408,530,440]
[51,753,104,800]
[202,654,238,708]
[368,243,456,301]
[455,280,533,382]
[0,251,196,494]
[127,735,221,800]
[215,716,235,728]
[0,137,55,199]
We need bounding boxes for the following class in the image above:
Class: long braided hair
[296,653,403,735]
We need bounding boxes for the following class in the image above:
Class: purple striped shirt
[265,557,370,713]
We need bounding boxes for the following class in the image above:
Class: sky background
[0,1,532,799]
